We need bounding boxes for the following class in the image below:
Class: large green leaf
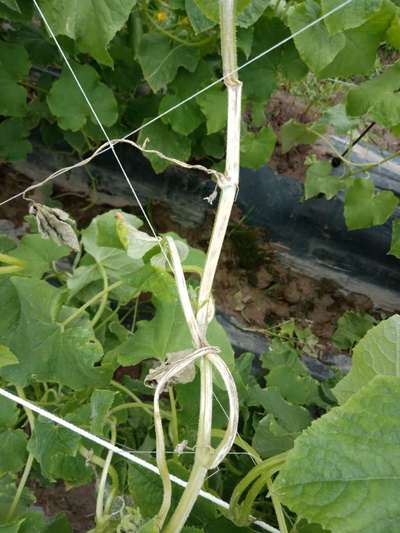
[0,41,30,117]
[137,120,191,173]
[322,0,384,33]
[333,314,400,403]
[240,126,276,169]
[28,417,91,484]
[47,63,118,131]
[137,33,200,93]
[319,8,394,77]
[332,310,376,351]
[10,234,69,278]
[273,375,400,533]
[344,178,398,230]
[185,0,216,33]
[38,0,137,66]
[280,119,324,154]
[346,62,400,128]
[288,0,345,73]
[0,474,34,523]
[237,0,270,28]
[0,0,20,11]
[0,277,112,389]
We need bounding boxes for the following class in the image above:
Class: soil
[31,481,96,532]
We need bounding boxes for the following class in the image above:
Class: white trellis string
[0,386,279,533]
[0,0,353,209]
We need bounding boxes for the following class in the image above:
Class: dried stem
[163,2,241,531]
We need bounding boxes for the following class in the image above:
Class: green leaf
[90,389,115,435]
[241,64,276,102]
[389,219,400,258]
[332,311,376,351]
[319,103,359,135]
[237,0,270,28]
[193,0,251,22]
[159,94,203,135]
[0,474,34,523]
[346,62,400,128]
[387,15,400,49]
[0,41,30,117]
[116,296,192,366]
[319,9,394,78]
[322,0,384,34]
[344,178,398,230]
[0,430,27,474]
[304,160,346,200]
[43,514,72,533]
[0,277,112,390]
[137,33,200,93]
[280,119,324,154]
[137,120,191,173]
[0,119,31,160]
[11,234,69,278]
[273,375,400,533]
[0,0,20,11]
[333,314,400,404]
[0,346,18,371]
[240,127,276,169]
[185,0,216,33]
[28,416,91,484]
[196,88,227,134]
[268,366,321,406]
[288,0,345,73]
[47,63,118,131]
[38,0,137,66]
[0,395,18,429]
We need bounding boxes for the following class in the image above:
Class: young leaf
[0,345,18,371]
[47,63,118,131]
[273,375,400,533]
[333,314,400,404]
[38,0,137,66]
[332,310,376,351]
[288,0,345,73]
[387,15,400,49]
[240,126,276,169]
[137,33,200,93]
[344,178,398,230]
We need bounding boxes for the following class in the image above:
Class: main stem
[164,2,241,531]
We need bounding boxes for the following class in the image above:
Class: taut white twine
[0,386,279,533]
